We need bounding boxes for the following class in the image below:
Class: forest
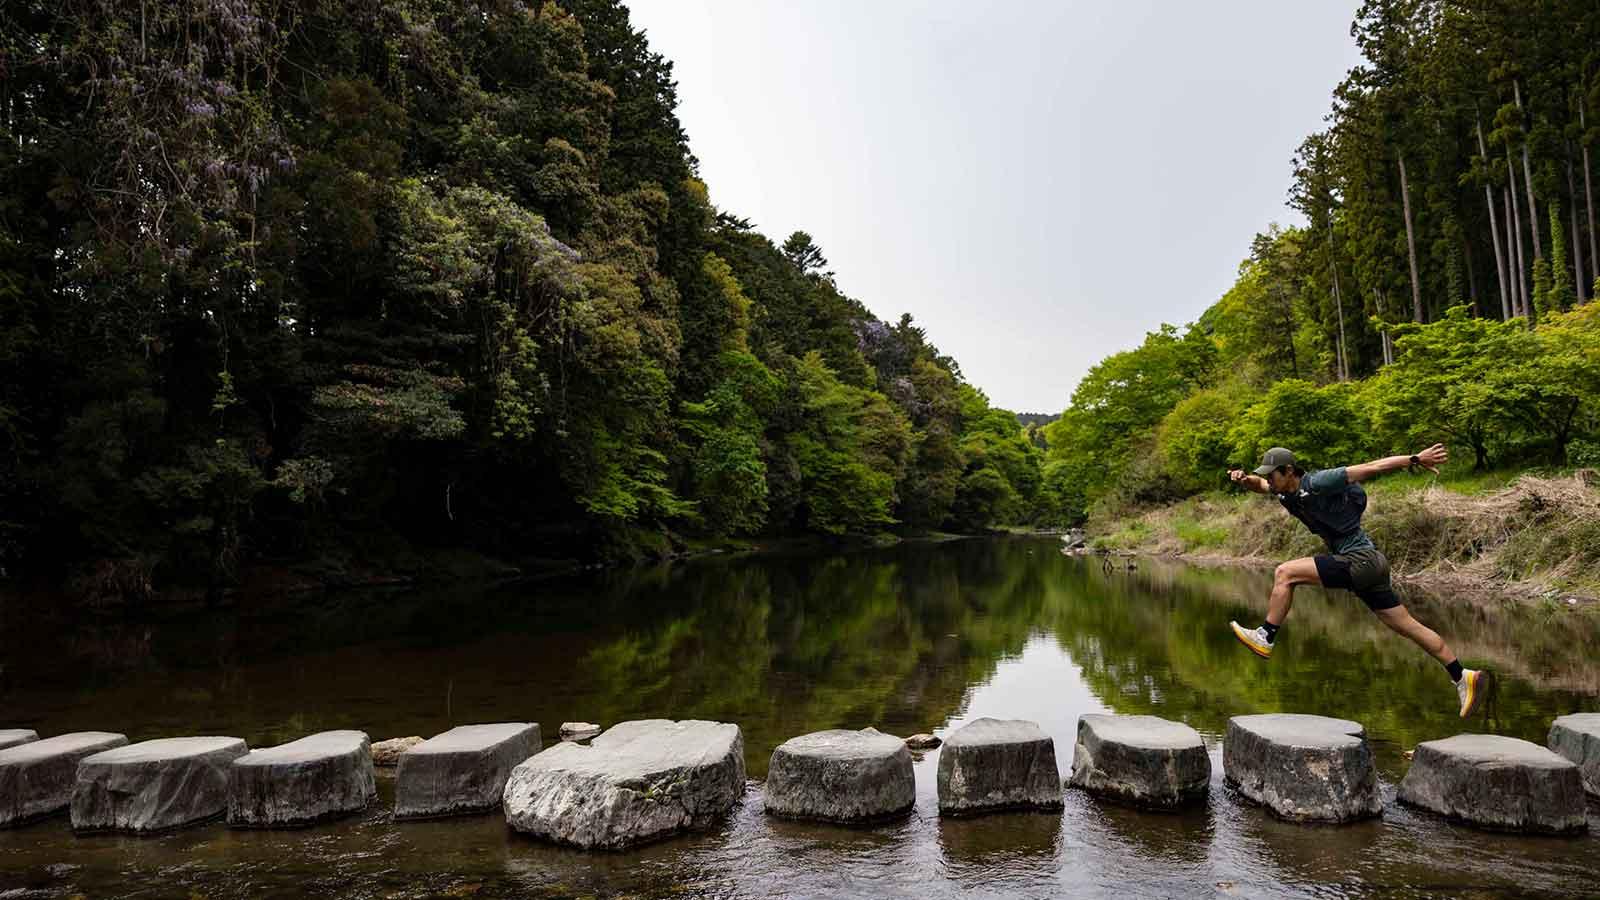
[1041,0,1600,525]
[0,0,1042,599]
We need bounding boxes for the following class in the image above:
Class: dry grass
[1090,471,1600,601]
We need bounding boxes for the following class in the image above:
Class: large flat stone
[71,736,248,833]
[1223,714,1381,823]
[1068,714,1210,809]
[394,723,540,820]
[503,719,745,849]
[937,718,1062,816]
[1399,733,1588,834]
[1547,713,1600,797]
[228,730,376,828]
[0,731,37,751]
[0,732,128,827]
[764,727,914,823]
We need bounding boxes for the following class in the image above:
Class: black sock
[1260,621,1279,644]
[1445,659,1464,683]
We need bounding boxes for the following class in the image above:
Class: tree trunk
[1584,102,1598,288]
[1327,218,1348,380]
[1516,81,1543,262]
[1569,147,1589,304]
[1464,236,1479,315]
[1398,153,1424,323]
[1508,152,1531,317]
[1478,114,1510,317]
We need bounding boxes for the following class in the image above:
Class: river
[2,536,1597,898]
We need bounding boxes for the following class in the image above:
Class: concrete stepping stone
[764,727,914,823]
[227,730,376,828]
[0,732,128,827]
[1068,714,1210,809]
[370,736,422,767]
[71,736,247,833]
[1547,713,1600,797]
[503,719,745,849]
[1223,714,1381,823]
[1399,734,1588,834]
[0,731,37,751]
[394,723,539,820]
[559,722,602,741]
[937,718,1062,816]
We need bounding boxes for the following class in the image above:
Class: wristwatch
[1409,454,1420,472]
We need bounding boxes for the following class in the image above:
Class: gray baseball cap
[1253,447,1295,476]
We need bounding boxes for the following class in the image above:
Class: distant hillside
[1017,412,1061,428]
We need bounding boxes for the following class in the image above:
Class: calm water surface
[2,536,1598,898]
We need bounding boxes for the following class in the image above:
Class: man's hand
[1229,467,1269,494]
[1229,468,1248,484]
[1414,443,1447,474]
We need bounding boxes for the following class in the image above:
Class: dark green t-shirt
[1276,466,1375,555]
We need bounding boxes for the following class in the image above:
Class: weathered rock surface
[394,723,539,819]
[0,731,37,752]
[1399,733,1587,834]
[1068,714,1210,809]
[370,736,422,767]
[936,718,1062,816]
[764,727,914,823]
[1223,714,1381,823]
[71,736,247,833]
[503,719,745,849]
[905,734,941,750]
[559,722,602,741]
[0,732,128,827]
[1547,713,1600,797]
[228,730,376,828]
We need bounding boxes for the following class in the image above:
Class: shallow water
[2,536,1598,898]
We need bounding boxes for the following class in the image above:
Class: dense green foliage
[0,0,1042,596]
[1046,0,1600,522]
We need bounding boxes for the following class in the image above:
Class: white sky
[624,1,1365,412]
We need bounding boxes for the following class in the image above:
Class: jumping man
[1226,444,1492,718]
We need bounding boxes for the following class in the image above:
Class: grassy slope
[1088,469,1600,600]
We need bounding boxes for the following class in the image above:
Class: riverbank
[1084,471,1600,603]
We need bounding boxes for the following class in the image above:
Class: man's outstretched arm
[1228,468,1271,494]
[1346,443,1448,483]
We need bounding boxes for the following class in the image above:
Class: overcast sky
[624,1,1364,413]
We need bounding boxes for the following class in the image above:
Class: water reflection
[1,537,1598,898]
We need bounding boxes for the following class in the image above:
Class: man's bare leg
[1375,604,1493,717]
[1266,557,1321,626]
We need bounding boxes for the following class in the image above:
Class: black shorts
[1314,547,1401,612]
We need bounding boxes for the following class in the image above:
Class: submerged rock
[370,736,423,767]
[905,734,941,750]
[1068,714,1210,809]
[0,731,37,752]
[394,723,540,820]
[559,722,602,742]
[1399,733,1587,834]
[0,732,128,828]
[228,730,376,828]
[1223,714,1380,823]
[503,718,745,849]
[1547,713,1600,797]
[937,718,1062,816]
[764,727,914,823]
[71,736,248,833]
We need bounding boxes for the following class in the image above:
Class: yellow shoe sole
[1459,670,1494,718]
[1230,622,1272,659]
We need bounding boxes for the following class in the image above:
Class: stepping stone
[394,723,539,820]
[1399,734,1588,834]
[937,718,1062,816]
[1547,713,1600,797]
[227,730,376,828]
[905,733,941,750]
[1068,714,1210,809]
[0,732,128,827]
[1223,714,1381,823]
[370,736,422,767]
[0,731,37,752]
[503,719,745,849]
[764,727,914,823]
[71,736,248,833]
